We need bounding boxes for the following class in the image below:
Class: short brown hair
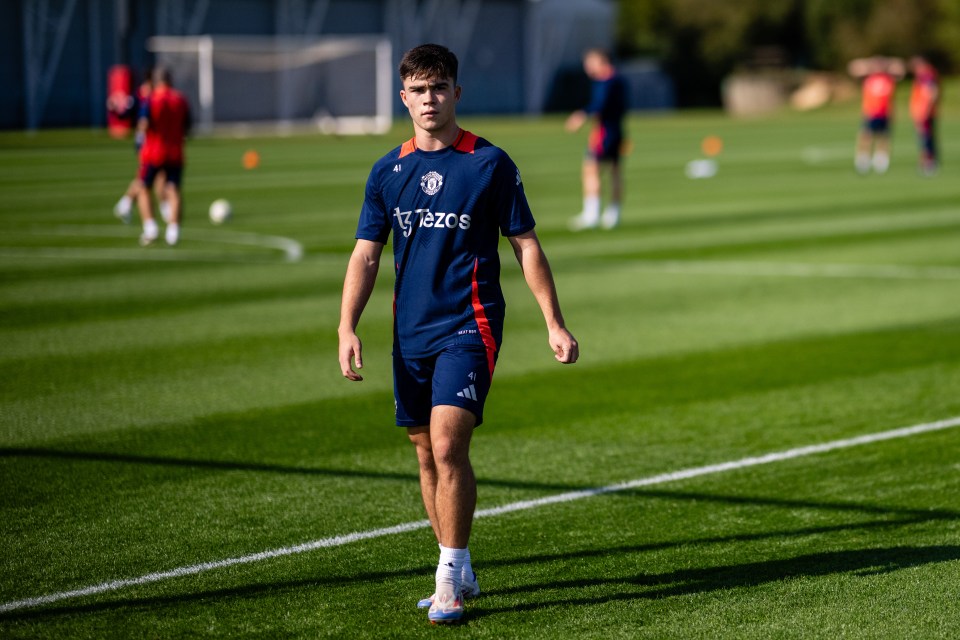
[399,44,459,84]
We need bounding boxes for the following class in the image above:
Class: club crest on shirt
[420,171,443,195]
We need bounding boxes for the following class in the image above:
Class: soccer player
[135,67,191,246]
[111,69,169,225]
[338,43,579,625]
[909,55,940,176]
[566,48,629,230]
[849,56,904,175]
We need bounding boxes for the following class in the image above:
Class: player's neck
[413,123,461,152]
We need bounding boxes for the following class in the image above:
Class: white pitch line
[2,225,303,263]
[3,415,959,614]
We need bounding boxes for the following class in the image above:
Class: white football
[209,199,232,225]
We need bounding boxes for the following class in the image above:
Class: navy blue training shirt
[356,129,536,366]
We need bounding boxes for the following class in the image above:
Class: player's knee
[430,436,470,470]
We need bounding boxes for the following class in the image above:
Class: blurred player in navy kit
[338,43,578,624]
[566,48,629,230]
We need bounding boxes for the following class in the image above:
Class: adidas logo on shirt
[457,384,478,401]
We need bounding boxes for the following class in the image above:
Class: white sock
[855,153,871,174]
[142,218,158,238]
[461,547,474,582]
[582,196,601,224]
[436,545,466,599]
[115,195,132,215]
[165,223,180,246]
[601,204,620,228]
[872,152,889,174]
[160,201,173,224]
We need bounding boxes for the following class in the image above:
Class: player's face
[400,74,461,135]
[583,53,607,80]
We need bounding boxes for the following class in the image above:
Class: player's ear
[399,89,408,107]
[455,85,462,102]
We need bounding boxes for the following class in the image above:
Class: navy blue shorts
[140,163,183,187]
[862,116,890,134]
[393,343,497,427]
[588,124,624,163]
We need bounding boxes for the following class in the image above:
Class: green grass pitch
[2,88,960,638]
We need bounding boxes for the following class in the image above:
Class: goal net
[146,35,393,134]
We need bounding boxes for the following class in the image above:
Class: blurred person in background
[135,67,191,247]
[849,55,905,175]
[909,55,940,176]
[566,48,629,230]
[110,68,169,225]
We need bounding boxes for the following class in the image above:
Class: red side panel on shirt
[470,258,498,377]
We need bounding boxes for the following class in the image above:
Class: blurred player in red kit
[849,56,905,175]
[111,69,169,225]
[909,55,940,176]
[136,67,191,246]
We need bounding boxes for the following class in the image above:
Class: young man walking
[338,43,579,624]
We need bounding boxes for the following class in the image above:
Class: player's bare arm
[339,239,384,381]
[508,230,579,364]
[565,110,587,132]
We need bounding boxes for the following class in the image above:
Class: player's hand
[339,331,364,381]
[565,111,587,133]
[550,327,579,364]
[134,131,145,153]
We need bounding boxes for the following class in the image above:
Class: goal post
[146,35,393,135]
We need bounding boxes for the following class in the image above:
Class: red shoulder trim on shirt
[399,138,417,158]
[454,129,478,154]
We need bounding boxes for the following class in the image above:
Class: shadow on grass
[0,446,589,493]
[3,448,960,515]
[467,544,960,621]
[2,490,957,623]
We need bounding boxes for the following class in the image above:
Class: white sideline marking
[1,225,303,262]
[3,415,959,613]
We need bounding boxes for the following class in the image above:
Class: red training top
[140,85,191,166]
[910,66,939,122]
[861,73,897,119]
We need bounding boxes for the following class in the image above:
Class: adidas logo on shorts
[457,384,478,401]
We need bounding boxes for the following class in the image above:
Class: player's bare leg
[408,425,441,541]
[601,160,623,229]
[855,130,873,174]
[135,179,159,245]
[410,422,480,610]
[409,405,477,622]
[156,172,172,223]
[872,134,891,174]
[408,407,476,547]
[428,405,476,548]
[571,158,601,230]
[163,183,182,246]
[114,178,142,224]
